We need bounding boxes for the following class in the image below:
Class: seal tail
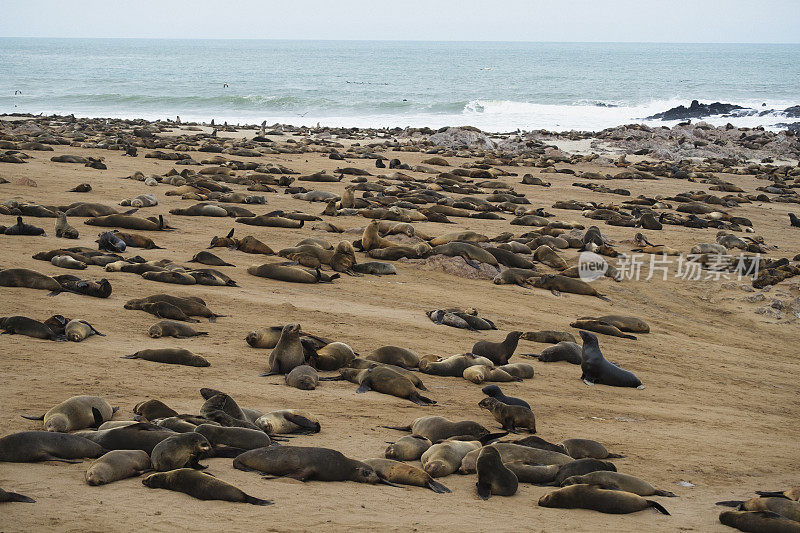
[647,500,670,515]
[426,480,451,494]
[381,425,412,432]
[410,394,436,406]
[20,414,45,421]
[282,414,320,433]
[244,494,274,506]
[622,334,637,340]
[478,431,509,445]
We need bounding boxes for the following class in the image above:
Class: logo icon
[578,252,608,282]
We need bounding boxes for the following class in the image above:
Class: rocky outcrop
[647,100,745,121]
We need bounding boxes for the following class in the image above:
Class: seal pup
[363,458,451,493]
[21,395,114,432]
[97,231,126,252]
[562,471,676,497]
[190,251,234,267]
[481,385,530,409]
[55,211,79,238]
[261,323,305,376]
[478,397,536,433]
[64,320,104,342]
[472,331,523,365]
[143,469,272,505]
[0,488,35,503]
[254,410,320,435]
[234,446,384,484]
[304,341,356,370]
[534,274,610,301]
[0,431,106,462]
[122,348,210,367]
[285,364,319,390]
[476,446,518,499]
[385,435,432,461]
[538,484,670,515]
[579,331,642,388]
[421,440,482,477]
[151,433,213,471]
[85,450,152,485]
[148,320,208,338]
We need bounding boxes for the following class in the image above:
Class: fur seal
[151,433,212,471]
[534,274,610,301]
[421,440,482,477]
[365,346,420,369]
[553,458,618,486]
[719,509,800,532]
[570,319,637,340]
[261,323,305,376]
[463,365,519,384]
[0,268,61,292]
[498,363,534,379]
[74,423,176,454]
[53,276,112,298]
[364,458,451,493]
[505,462,561,484]
[472,331,523,365]
[125,294,223,322]
[459,443,573,474]
[141,302,199,323]
[55,211,79,238]
[0,431,106,462]
[148,320,208,338]
[84,214,166,231]
[64,320,104,342]
[522,330,577,344]
[355,366,435,405]
[478,397,536,433]
[234,446,382,484]
[538,484,670,515]
[143,468,272,505]
[285,364,319,390]
[562,471,676,497]
[97,231,126,252]
[481,385,530,409]
[254,410,320,435]
[21,395,114,432]
[199,393,259,429]
[385,435,432,461]
[352,261,397,275]
[476,446,518,499]
[361,220,399,251]
[382,416,501,444]
[4,216,45,236]
[579,315,650,333]
[0,488,35,503]
[113,231,162,249]
[579,331,642,388]
[561,438,623,459]
[51,255,87,270]
[133,399,178,420]
[0,316,60,340]
[247,262,338,283]
[194,424,271,450]
[122,348,210,367]
[85,450,151,485]
[142,271,197,285]
[526,341,582,364]
[418,354,494,377]
[305,341,356,370]
[190,251,234,267]
[756,487,800,501]
[493,268,540,287]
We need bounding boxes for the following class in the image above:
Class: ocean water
[1,38,799,132]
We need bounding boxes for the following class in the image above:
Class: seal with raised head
[562,471,676,497]
[579,331,642,388]
[21,395,114,432]
[478,397,536,433]
[55,211,79,239]
[143,468,272,505]
[363,458,451,493]
[0,431,106,463]
[538,484,670,515]
[472,331,523,365]
[151,433,213,471]
[148,320,208,338]
[122,348,210,367]
[476,446,518,499]
[385,435,432,461]
[261,323,305,376]
[234,445,383,484]
[85,450,151,485]
[199,392,259,429]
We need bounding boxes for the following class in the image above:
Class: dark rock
[647,100,745,121]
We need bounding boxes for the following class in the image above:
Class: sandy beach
[1,117,799,532]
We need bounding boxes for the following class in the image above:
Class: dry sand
[0,126,799,532]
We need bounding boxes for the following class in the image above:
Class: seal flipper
[356,383,371,394]
[755,491,789,499]
[409,394,436,406]
[381,425,412,432]
[211,446,247,458]
[377,477,402,488]
[647,500,670,515]
[478,432,508,445]
[91,407,105,428]
[596,293,611,302]
[282,414,320,433]
[605,453,625,459]
[716,500,744,508]
[550,289,561,297]
[21,414,45,421]
[655,489,677,497]
[42,454,82,464]
[2,491,35,503]
[476,481,492,500]
[426,480,451,494]
[244,494,273,506]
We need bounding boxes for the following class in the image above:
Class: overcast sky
[1,0,798,43]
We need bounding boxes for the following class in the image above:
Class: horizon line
[1,36,799,45]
